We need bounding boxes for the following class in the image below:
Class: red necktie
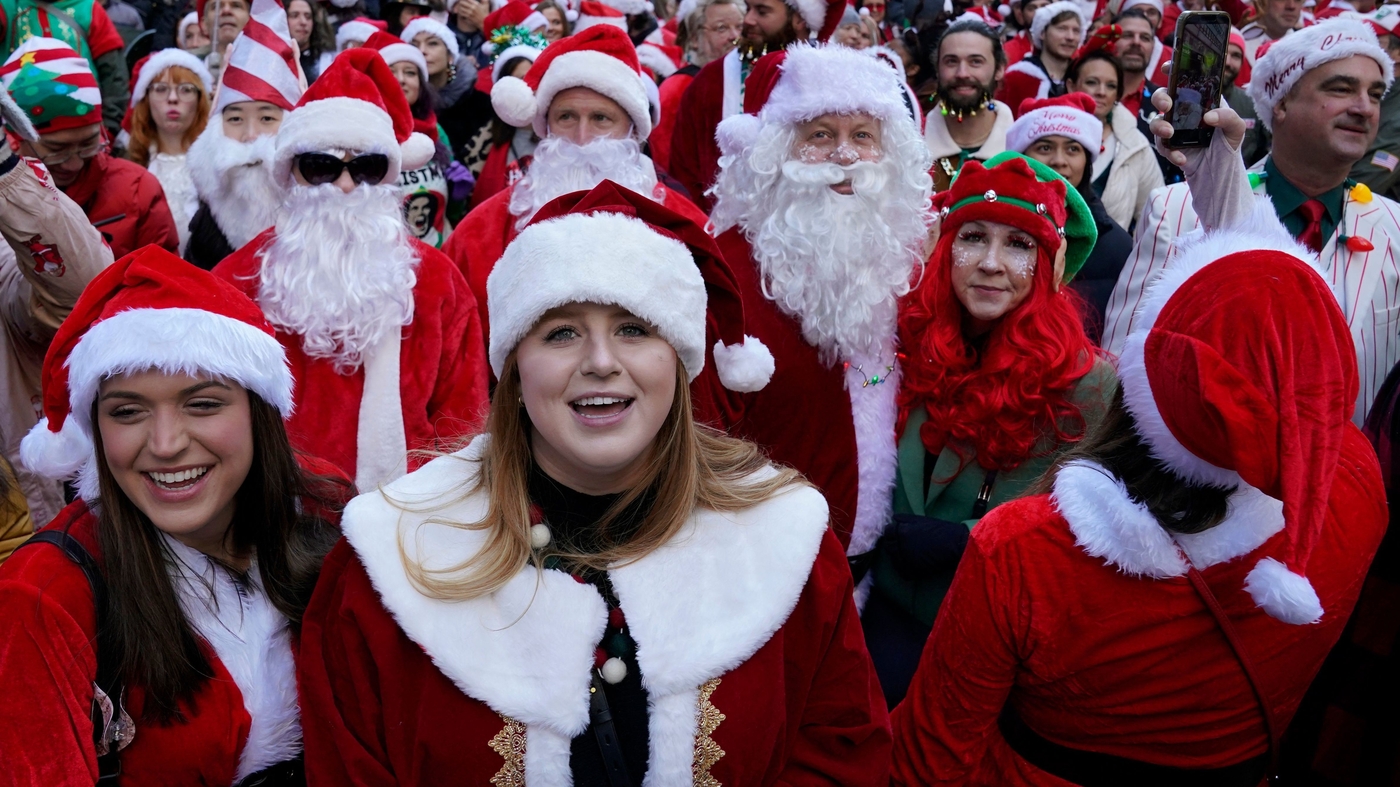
[1298,199,1325,254]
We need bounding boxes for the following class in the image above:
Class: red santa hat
[120,49,216,134]
[19,245,293,502]
[636,40,683,79]
[574,0,629,31]
[1031,0,1088,49]
[365,29,429,77]
[488,180,775,392]
[1116,200,1352,625]
[213,0,304,114]
[492,25,656,139]
[337,17,387,50]
[1007,92,1104,163]
[716,43,912,158]
[482,0,550,37]
[598,0,653,14]
[1248,18,1394,131]
[274,47,436,186]
[401,17,462,59]
[954,6,1001,27]
[1226,27,1253,87]
[1105,0,1162,16]
[789,0,845,40]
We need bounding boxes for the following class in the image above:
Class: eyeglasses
[703,23,741,35]
[149,82,201,99]
[294,152,391,186]
[30,138,107,166]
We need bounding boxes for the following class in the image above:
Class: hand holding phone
[1165,10,1230,148]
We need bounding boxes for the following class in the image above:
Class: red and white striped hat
[213,0,305,114]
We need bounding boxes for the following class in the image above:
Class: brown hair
[89,392,344,722]
[126,66,212,168]
[399,355,804,600]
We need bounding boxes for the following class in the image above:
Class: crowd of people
[0,0,1398,781]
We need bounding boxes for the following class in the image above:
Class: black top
[1069,185,1133,344]
[527,464,651,787]
[183,201,235,271]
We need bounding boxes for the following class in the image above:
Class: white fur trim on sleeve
[712,335,775,392]
[1245,556,1324,624]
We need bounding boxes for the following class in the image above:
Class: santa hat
[337,17,387,50]
[121,50,215,134]
[789,0,845,41]
[481,0,550,47]
[955,6,1002,27]
[1031,0,1088,49]
[489,180,774,391]
[938,152,1097,280]
[213,0,304,114]
[366,29,429,77]
[492,25,656,139]
[716,43,911,157]
[1106,0,1162,16]
[178,11,203,47]
[636,40,683,79]
[1249,18,1394,131]
[274,47,436,186]
[401,17,462,59]
[487,26,548,82]
[1225,27,1252,87]
[0,38,103,134]
[574,0,629,30]
[1116,201,1352,625]
[19,245,293,502]
[598,0,653,14]
[1007,93,1104,163]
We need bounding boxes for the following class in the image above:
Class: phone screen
[1167,11,1231,148]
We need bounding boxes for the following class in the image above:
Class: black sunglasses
[295,152,391,186]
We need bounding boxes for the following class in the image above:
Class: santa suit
[1101,161,1400,423]
[0,504,302,786]
[297,437,893,786]
[669,48,743,213]
[215,230,490,486]
[650,66,700,171]
[442,183,710,343]
[1005,30,1033,65]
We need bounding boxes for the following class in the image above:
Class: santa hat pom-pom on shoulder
[1245,557,1324,625]
[713,336,775,392]
[716,113,763,158]
[491,74,539,128]
[401,130,436,170]
[20,415,92,480]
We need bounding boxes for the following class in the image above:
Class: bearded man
[703,44,933,556]
[214,48,488,491]
[443,26,708,342]
[924,18,1012,192]
[668,0,844,211]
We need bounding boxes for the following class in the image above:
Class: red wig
[898,229,1100,473]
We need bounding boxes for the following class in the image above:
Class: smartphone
[1165,11,1231,148]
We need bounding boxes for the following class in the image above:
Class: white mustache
[780,161,890,193]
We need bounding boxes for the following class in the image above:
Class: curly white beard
[508,136,663,230]
[258,183,418,373]
[709,122,934,365]
[186,123,283,248]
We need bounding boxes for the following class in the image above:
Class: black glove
[882,513,970,578]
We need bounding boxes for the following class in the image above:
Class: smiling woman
[0,246,347,787]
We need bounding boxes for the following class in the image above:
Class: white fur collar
[341,436,830,784]
[1053,459,1285,578]
[924,99,1014,160]
[844,341,901,559]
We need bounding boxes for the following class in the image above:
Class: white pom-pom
[715,113,762,157]
[491,75,539,129]
[400,131,436,171]
[1245,557,1324,625]
[19,416,92,479]
[601,657,628,684]
[329,0,357,8]
[713,335,775,392]
[530,523,552,549]
[481,41,497,56]
[859,6,870,15]
[565,8,579,21]
[998,3,1011,16]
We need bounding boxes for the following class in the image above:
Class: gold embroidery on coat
[693,678,726,786]
[489,716,527,787]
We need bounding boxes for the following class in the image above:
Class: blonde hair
[399,355,804,600]
[127,66,211,168]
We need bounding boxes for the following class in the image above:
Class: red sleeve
[422,248,490,448]
[84,3,125,60]
[668,65,721,214]
[650,74,693,172]
[136,171,180,254]
[889,530,1027,786]
[0,545,101,787]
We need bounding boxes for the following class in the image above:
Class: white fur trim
[574,10,628,31]
[1031,0,1087,49]
[132,48,215,105]
[178,11,201,47]
[1245,556,1324,624]
[341,435,827,772]
[400,17,460,59]
[1120,0,1164,13]
[376,41,429,77]
[636,42,679,79]
[712,335,776,392]
[759,42,910,128]
[488,211,707,380]
[490,74,539,128]
[521,10,549,31]
[273,96,402,185]
[401,130,436,171]
[19,415,91,480]
[601,0,651,13]
[785,0,827,34]
[490,44,543,83]
[1006,103,1104,163]
[531,49,653,139]
[844,348,900,557]
[164,537,301,780]
[336,20,379,49]
[1005,59,1053,100]
[715,112,762,157]
[1118,199,1315,486]
[721,47,742,119]
[355,331,407,491]
[1248,19,1394,131]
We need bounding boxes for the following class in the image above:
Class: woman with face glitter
[861,152,1118,707]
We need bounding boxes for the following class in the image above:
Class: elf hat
[480,0,550,41]
[492,25,656,139]
[274,47,436,186]
[574,0,629,31]
[366,30,429,78]
[938,151,1097,281]
[401,17,462,59]
[19,245,293,502]
[122,50,215,134]
[1248,18,1394,131]
[489,179,775,392]
[337,17,387,50]
[487,26,548,82]
[1007,93,1104,164]
[1116,203,1351,625]
[0,38,103,134]
[1031,0,1088,49]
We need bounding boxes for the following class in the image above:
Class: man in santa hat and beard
[703,43,934,560]
[442,25,708,341]
[214,47,489,491]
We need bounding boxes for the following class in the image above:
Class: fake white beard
[186,125,283,248]
[711,129,932,364]
[508,136,663,230]
[258,183,418,373]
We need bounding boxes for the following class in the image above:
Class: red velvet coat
[214,231,489,481]
[669,54,728,213]
[650,70,695,172]
[298,437,892,785]
[889,430,1387,785]
[61,152,179,260]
